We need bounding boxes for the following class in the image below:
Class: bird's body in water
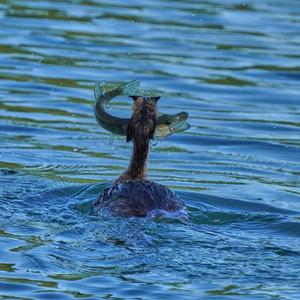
[93,96,188,222]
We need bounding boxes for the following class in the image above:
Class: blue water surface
[0,0,300,299]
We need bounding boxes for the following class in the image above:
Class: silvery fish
[94,80,190,138]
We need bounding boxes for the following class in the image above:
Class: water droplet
[74,148,78,152]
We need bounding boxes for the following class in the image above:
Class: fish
[94,80,190,138]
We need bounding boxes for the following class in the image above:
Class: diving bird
[93,95,188,221]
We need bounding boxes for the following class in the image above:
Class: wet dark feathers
[126,102,156,143]
[93,180,185,217]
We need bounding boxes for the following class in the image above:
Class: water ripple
[1,0,300,299]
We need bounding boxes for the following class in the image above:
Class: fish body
[94,80,190,138]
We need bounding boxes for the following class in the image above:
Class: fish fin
[95,80,141,102]
[94,81,106,99]
[120,80,141,96]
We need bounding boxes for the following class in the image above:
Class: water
[0,0,300,299]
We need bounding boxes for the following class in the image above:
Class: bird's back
[93,180,187,219]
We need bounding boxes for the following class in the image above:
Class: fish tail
[94,80,141,105]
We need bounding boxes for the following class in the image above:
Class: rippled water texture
[1,0,300,299]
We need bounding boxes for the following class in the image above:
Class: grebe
[94,80,190,139]
[93,95,188,221]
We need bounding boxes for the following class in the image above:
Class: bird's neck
[117,138,150,182]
